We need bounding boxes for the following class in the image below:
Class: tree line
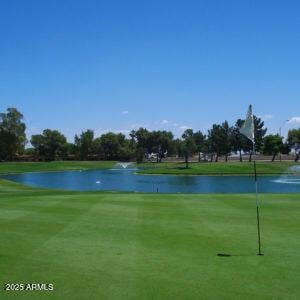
[0,107,299,163]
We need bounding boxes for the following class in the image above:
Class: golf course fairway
[0,176,299,299]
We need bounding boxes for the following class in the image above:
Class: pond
[2,166,300,193]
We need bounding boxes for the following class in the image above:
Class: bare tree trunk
[225,155,228,162]
[249,152,252,162]
[215,155,218,162]
[272,153,276,162]
[198,152,201,162]
[210,154,214,162]
[185,154,189,168]
[239,150,243,162]
[295,153,299,162]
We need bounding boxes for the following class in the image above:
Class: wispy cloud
[118,129,130,135]
[161,119,169,125]
[121,110,129,115]
[95,128,130,137]
[259,114,273,121]
[179,125,192,131]
[288,117,300,124]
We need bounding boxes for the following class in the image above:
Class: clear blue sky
[1,0,299,142]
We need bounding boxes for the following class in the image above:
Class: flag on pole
[239,105,255,143]
[239,105,263,255]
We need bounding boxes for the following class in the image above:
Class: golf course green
[0,161,299,299]
[137,161,297,175]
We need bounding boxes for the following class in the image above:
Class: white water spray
[116,162,133,169]
[272,165,300,184]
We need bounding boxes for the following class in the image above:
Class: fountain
[116,162,133,169]
[289,165,300,173]
[272,165,300,184]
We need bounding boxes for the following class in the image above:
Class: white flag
[240,105,254,143]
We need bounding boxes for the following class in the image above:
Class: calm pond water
[2,167,300,193]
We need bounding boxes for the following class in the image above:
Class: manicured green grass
[0,179,299,299]
[137,161,298,175]
[0,161,297,176]
[0,161,116,175]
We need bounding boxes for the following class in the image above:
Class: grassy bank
[0,161,298,176]
[0,179,299,299]
[137,161,298,175]
[0,161,116,175]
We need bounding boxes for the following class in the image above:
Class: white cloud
[179,125,192,131]
[121,110,129,115]
[129,123,143,129]
[288,117,300,124]
[259,114,273,121]
[173,123,179,127]
[94,128,130,137]
[161,119,169,125]
[117,129,130,135]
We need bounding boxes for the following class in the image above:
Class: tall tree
[263,134,283,162]
[181,130,197,168]
[31,129,67,161]
[193,130,206,162]
[182,129,206,162]
[287,128,300,161]
[231,119,250,162]
[75,130,94,160]
[253,115,268,153]
[237,115,267,161]
[207,122,231,162]
[30,134,45,159]
[149,130,174,162]
[97,132,133,160]
[221,121,232,162]
[0,108,26,160]
[131,128,151,163]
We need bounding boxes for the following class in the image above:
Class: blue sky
[1,0,299,142]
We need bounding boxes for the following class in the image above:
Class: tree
[207,122,231,162]
[181,130,197,168]
[237,115,267,162]
[182,129,206,162]
[132,128,150,162]
[221,121,232,162]
[280,143,291,155]
[30,134,45,159]
[74,130,94,160]
[253,115,268,153]
[98,132,121,160]
[0,108,26,160]
[130,128,175,163]
[96,132,133,160]
[263,134,283,162]
[92,137,103,159]
[231,119,251,162]
[287,129,300,162]
[149,131,174,162]
[193,130,206,162]
[31,129,67,161]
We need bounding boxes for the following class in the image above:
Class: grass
[0,162,299,299]
[0,161,116,175]
[0,178,299,299]
[0,160,297,176]
[137,161,299,175]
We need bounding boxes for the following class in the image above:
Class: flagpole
[253,142,263,256]
[239,105,264,256]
